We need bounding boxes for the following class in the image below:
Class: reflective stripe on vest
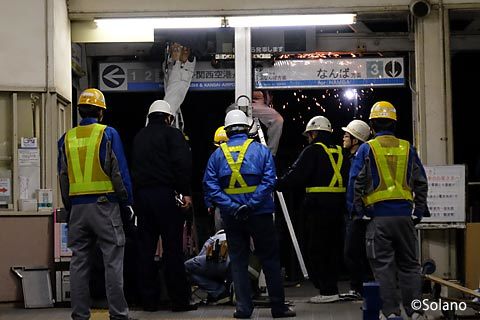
[362,136,413,206]
[305,143,346,193]
[220,139,258,195]
[65,124,114,196]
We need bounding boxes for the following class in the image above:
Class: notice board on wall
[423,165,466,223]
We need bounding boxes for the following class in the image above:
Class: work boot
[171,303,197,312]
[233,310,251,319]
[411,312,427,320]
[308,294,340,303]
[207,289,231,305]
[272,307,296,318]
[379,312,402,320]
[339,290,362,301]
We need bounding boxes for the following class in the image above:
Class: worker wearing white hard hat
[132,99,196,312]
[278,115,347,304]
[341,119,372,301]
[145,99,175,126]
[203,109,295,318]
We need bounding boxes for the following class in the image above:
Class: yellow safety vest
[65,123,114,196]
[220,139,258,195]
[362,135,413,206]
[305,143,346,193]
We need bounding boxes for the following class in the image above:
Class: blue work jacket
[58,118,133,210]
[347,131,428,218]
[203,133,276,216]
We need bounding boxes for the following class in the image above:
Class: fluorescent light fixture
[94,17,223,30]
[93,13,356,36]
[226,14,356,28]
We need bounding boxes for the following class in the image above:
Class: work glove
[121,205,137,234]
[411,215,422,226]
[233,204,251,221]
[412,208,424,226]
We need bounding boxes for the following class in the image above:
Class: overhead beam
[349,21,372,33]
[316,33,413,52]
[68,0,409,20]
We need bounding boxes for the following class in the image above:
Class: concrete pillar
[414,5,457,278]
[414,5,453,165]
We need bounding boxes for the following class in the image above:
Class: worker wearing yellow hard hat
[78,88,107,109]
[347,100,429,319]
[368,101,397,121]
[213,126,228,146]
[57,88,134,320]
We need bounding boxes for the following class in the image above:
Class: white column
[414,6,457,278]
[235,27,252,111]
[414,7,453,165]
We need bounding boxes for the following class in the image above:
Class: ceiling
[81,9,480,61]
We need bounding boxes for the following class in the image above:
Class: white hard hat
[225,110,249,128]
[148,100,174,116]
[342,119,371,142]
[303,116,332,136]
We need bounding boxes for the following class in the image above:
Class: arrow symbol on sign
[385,61,402,78]
[103,67,123,86]
[391,63,400,77]
[0,187,7,193]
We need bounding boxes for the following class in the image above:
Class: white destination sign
[255,57,405,89]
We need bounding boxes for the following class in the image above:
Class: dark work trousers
[135,186,191,308]
[305,208,344,296]
[344,217,372,295]
[366,216,422,317]
[68,199,128,320]
[223,213,288,317]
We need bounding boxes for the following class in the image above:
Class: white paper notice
[19,176,29,199]
[18,149,40,166]
[423,165,466,223]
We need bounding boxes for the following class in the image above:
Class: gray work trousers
[252,102,283,156]
[184,255,229,298]
[163,58,196,115]
[68,199,128,320]
[366,216,422,317]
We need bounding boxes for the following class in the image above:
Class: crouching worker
[185,230,231,305]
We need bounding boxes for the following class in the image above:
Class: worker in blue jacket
[58,88,135,320]
[347,101,428,320]
[203,109,295,319]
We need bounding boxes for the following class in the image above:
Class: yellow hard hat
[78,88,106,109]
[213,126,228,146]
[369,101,397,121]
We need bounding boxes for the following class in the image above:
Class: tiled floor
[0,282,475,320]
